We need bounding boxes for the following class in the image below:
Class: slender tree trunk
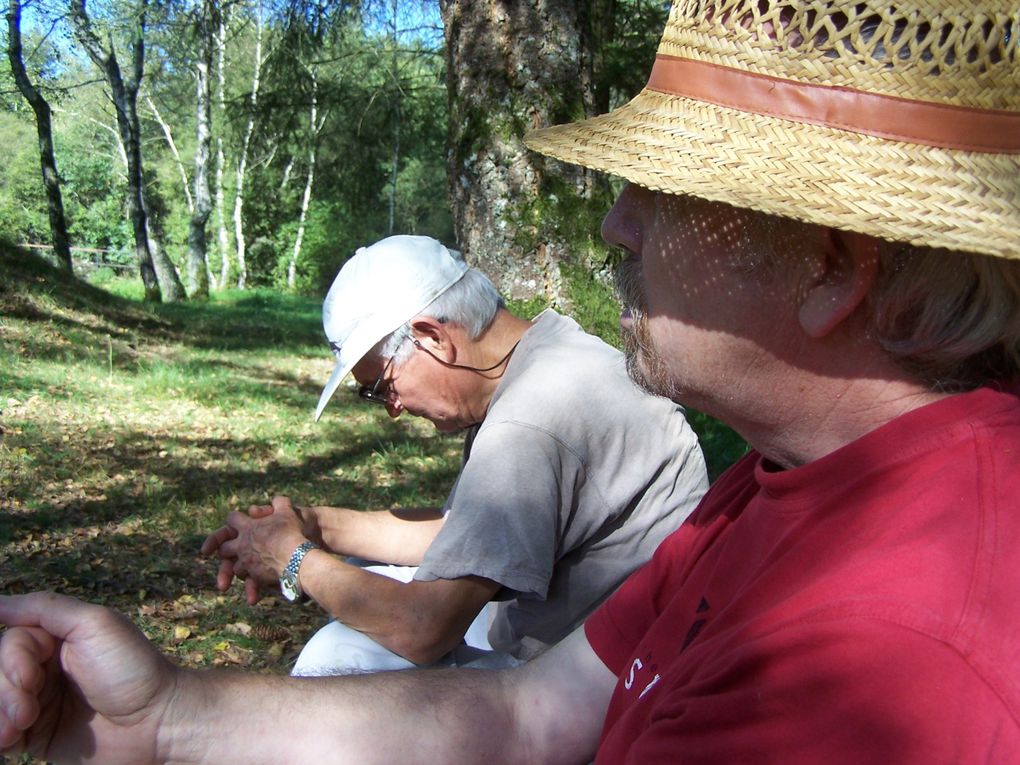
[147,94,194,212]
[213,3,230,289]
[232,1,264,289]
[187,0,215,300]
[387,99,400,234]
[287,71,323,289]
[104,112,186,301]
[70,0,163,301]
[439,0,592,302]
[7,0,73,274]
[385,0,400,234]
[279,155,294,192]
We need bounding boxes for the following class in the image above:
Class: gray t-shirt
[415,310,708,659]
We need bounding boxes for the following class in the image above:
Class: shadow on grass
[1,423,461,600]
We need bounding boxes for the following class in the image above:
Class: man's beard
[614,259,681,402]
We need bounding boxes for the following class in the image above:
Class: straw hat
[525,0,1019,259]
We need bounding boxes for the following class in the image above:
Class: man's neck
[457,309,534,423]
[738,374,951,470]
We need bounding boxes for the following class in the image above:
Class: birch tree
[146,93,193,213]
[285,67,327,289]
[212,2,229,288]
[184,0,217,300]
[231,0,265,288]
[69,0,168,300]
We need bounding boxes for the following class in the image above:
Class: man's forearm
[296,551,498,664]
[0,594,610,765]
[302,505,444,565]
[161,665,526,765]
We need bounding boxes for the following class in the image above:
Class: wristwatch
[279,541,316,602]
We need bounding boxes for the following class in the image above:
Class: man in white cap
[202,233,708,674]
[2,0,1019,761]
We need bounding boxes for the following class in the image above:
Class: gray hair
[373,267,505,365]
[868,244,1020,391]
[727,207,1020,390]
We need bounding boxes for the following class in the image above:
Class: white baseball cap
[314,235,469,421]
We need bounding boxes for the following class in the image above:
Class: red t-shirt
[587,385,1020,763]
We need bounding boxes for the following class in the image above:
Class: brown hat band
[647,55,1020,154]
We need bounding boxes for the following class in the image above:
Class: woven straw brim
[526,89,1020,260]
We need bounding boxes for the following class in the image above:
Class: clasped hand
[0,592,176,765]
[201,495,308,605]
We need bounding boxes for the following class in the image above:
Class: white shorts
[290,563,517,676]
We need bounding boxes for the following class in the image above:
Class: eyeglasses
[358,356,394,406]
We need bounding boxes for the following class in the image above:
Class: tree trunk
[186,0,215,300]
[147,94,194,213]
[105,111,186,301]
[7,0,74,274]
[70,0,163,301]
[387,99,400,235]
[287,70,324,289]
[213,3,230,289]
[439,0,593,302]
[232,1,265,290]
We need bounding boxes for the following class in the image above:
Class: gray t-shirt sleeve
[415,420,586,600]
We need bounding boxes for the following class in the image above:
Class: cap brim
[314,359,354,421]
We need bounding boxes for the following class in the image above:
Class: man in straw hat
[200,234,707,675]
[2,0,1018,761]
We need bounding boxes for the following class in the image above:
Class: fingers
[217,511,253,560]
[216,557,238,592]
[247,503,273,519]
[0,626,54,712]
[271,495,294,514]
[244,578,262,606]
[0,623,58,751]
[202,502,274,556]
[0,592,98,642]
[200,525,237,556]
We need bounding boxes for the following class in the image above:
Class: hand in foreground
[204,496,308,605]
[0,592,177,765]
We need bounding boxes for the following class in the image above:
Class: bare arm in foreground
[0,592,616,765]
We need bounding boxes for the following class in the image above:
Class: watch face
[280,571,300,602]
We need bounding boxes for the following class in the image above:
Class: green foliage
[391,155,454,241]
[599,0,671,109]
[0,113,50,242]
[59,136,133,254]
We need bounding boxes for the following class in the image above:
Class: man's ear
[798,229,879,338]
[409,316,455,360]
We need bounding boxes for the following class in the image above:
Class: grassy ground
[0,244,746,761]
[1,246,465,685]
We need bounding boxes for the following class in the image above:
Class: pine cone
[251,623,291,642]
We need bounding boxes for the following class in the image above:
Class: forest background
[0,0,747,720]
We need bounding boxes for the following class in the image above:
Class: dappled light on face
[613,191,817,404]
[650,193,805,315]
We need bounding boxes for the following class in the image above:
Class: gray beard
[615,258,682,402]
[622,321,682,403]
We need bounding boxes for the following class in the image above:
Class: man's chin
[623,346,660,397]
[623,333,679,402]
